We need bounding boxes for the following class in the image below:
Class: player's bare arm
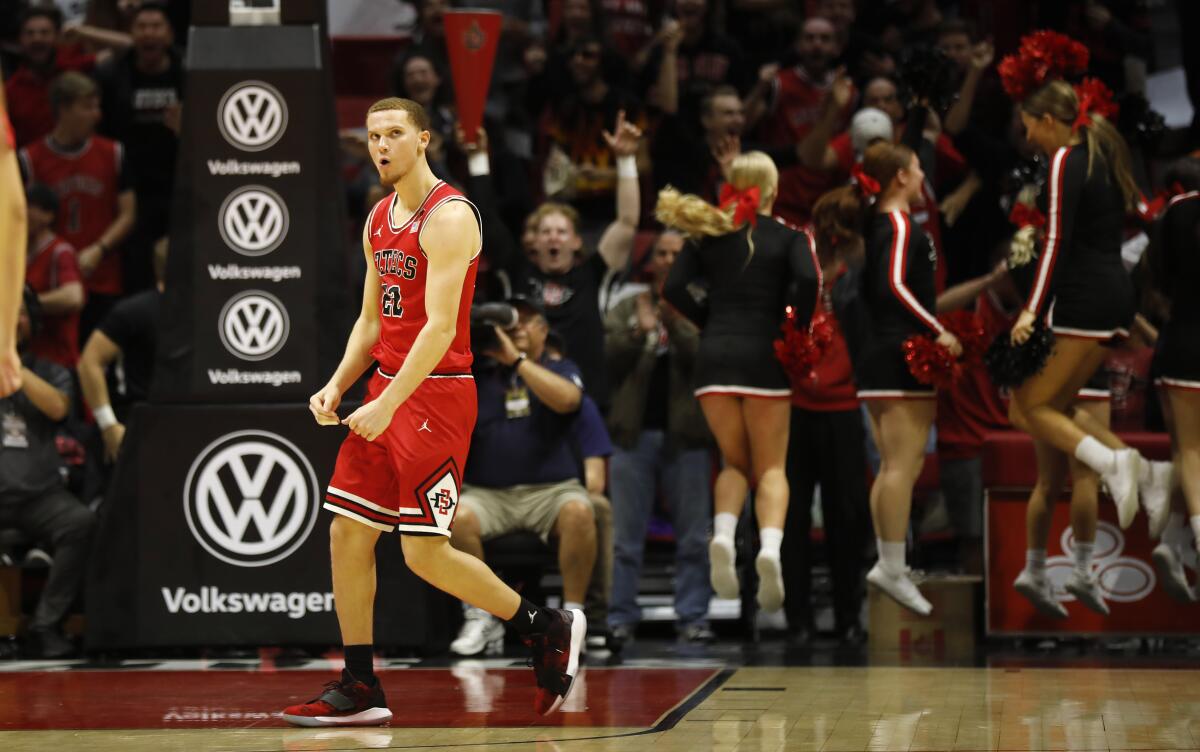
[342,200,477,441]
[310,223,382,426]
[596,110,642,270]
[0,84,26,397]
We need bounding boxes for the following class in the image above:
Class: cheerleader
[1008,82,1171,601]
[832,141,962,615]
[1148,158,1200,600]
[658,152,819,612]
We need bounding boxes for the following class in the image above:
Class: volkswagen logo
[1046,522,1157,603]
[218,290,290,361]
[183,430,319,567]
[217,80,288,152]
[218,185,289,257]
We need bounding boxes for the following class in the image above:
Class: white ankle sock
[877,539,906,575]
[758,527,783,559]
[1074,436,1117,475]
[563,601,584,613]
[713,512,738,543]
[1026,548,1047,575]
[1073,541,1095,575]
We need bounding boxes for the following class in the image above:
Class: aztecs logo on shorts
[411,458,461,531]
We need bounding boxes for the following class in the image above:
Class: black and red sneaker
[281,669,392,727]
[526,608,587,715]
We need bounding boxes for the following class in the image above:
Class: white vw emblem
[218,185,289,256]
[218,290,290,361]
[1046,522,1157,603]
[217,80,288,152]
[184,430,319,567]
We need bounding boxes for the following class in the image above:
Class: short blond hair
[366,97,430,132]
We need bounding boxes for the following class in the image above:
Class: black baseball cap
[506,293,545,316]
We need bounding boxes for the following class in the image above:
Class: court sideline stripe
[288,666,737,750]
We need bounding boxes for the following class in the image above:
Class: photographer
[448,297,596,656]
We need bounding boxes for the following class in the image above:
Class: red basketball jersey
[25,233,83,367]
[366,181,481,375]
[20,136,124,295]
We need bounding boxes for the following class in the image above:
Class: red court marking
[0,667,716,730]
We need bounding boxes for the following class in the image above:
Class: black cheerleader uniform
[662,217,819,398]
[854,210,942,399]
[1154,191,1200,391]
[1026,145,1135,340]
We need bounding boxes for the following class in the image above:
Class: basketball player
[0,82,26,397]
[281,98,585,727]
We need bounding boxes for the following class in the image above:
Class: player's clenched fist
[341,399,397,442]
[309,383,342,426]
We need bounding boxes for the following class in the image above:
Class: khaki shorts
[460,479,591,542]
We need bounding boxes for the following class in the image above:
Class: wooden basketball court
[2,659,1199,751]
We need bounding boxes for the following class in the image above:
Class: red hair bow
[850,163,880,197]
[719,183,762,227]
[1072,78,1118,134]
[1008,203,1046,229]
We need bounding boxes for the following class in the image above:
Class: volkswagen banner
[154,23,351,402]
[86,405,458,648]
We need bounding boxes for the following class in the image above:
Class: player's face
[533,211,583,275]
[20,17,57,66]
[367,109,429,184]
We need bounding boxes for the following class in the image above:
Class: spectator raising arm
[944,41,993,136]
[596,110,643,271]
[743,63,779,131]
[77,329,124,460]
[646,20,682,116]
[797,70,855,173]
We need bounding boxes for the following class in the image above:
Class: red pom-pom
[901,312,988,390]
[903,335,959,390]
[774,309,835,385]
[940,310,988,363]
[1073,77,1119,121]
[999,30,1090,103]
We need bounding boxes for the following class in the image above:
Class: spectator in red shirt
[19,72,136,340]
[746,16,853,225]
[5,7,100,148]
[24,183,84,369]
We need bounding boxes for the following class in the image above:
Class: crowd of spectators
[2,0,1195,656]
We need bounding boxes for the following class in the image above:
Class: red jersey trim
[887,211,943,333]
[417,195,483,260]
[385,180,445,234]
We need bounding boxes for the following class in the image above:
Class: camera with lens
[470,302,518,354]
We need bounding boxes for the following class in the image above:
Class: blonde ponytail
[654,187,734,238]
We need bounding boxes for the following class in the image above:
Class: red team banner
[443,10,502,146]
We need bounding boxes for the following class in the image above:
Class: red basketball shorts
[324,368,476,536]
